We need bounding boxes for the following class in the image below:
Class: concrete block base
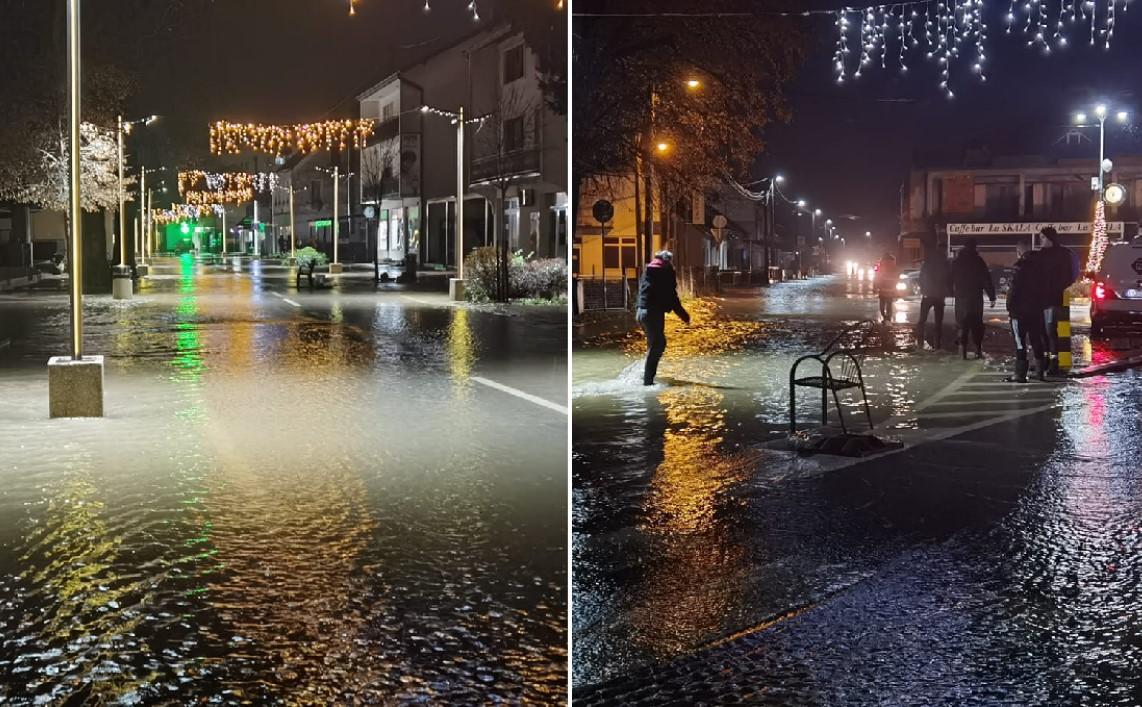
[329,263,344,274]
[111,270,133,300]
[449,278,467,301]
[48,355,104,418]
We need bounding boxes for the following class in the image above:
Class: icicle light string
[833,0,1131,97]
[346,0,492,21]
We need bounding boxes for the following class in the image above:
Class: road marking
[470,376,568,415]
[282,298,302,308]
[270,291,283,298]
[912,365,983,412]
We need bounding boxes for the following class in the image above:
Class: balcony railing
[470,147,542,185]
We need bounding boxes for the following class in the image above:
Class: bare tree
[474,86,537,301]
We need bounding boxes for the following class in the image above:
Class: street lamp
[420,103,479,298]
[114,114,158,299]
[1074,103,1130,195]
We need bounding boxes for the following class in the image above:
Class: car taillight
[1093,281,1116,300]
[874,263,880,272]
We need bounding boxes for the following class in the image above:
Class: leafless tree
[474,86,537,301]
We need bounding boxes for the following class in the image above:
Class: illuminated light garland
[209,120,376,156]
[347,0,487,20]
[152,203,224,226]
[834,0,1129,98]
[178,170,279,204]
[1086,199,1109,273]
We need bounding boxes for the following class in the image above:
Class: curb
[1068,354,1142,378]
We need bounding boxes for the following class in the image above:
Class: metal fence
[574,276,635,313]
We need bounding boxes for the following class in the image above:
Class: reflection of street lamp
[1074,103,1130,195]
[685,78,702,90]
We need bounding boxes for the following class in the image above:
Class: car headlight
[895,281,907,291]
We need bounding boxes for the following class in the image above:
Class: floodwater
[571,275,1142,696]
[0,258,567,704]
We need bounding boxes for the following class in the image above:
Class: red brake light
[874,263,880,272]
[1093,282,1114,300]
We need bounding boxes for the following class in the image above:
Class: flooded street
[572,276,1142,704]
[0,258,567,704]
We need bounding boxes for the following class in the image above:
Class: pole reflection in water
[628,384,761,658]
[448,307,475,397]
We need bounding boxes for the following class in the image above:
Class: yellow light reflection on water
[448,307,475,396]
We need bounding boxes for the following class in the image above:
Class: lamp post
[113,114,157,299]
[419,103,473,299]
[330,165,341,272]
[1074,104,1130,196]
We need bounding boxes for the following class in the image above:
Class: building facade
[354,25,568,271]
[900,155,1142,267]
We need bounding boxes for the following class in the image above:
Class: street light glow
[685,79,702,90]
[775,174,784,183]
[814,208,822,216]
[1075,112,1087,124]
[1117,110,1129,123]
[797,199,806,208]
[656,141,670,153]
[1095,104,1107,118]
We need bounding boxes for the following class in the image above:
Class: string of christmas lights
[210,120,376,156]
[178,171,280,205]
[1086,199,1109,273]
[152,204,225,226]
[346,0,486,21]
[833,0,1130,98]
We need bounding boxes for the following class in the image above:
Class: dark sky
[115,0,486,170]
[754,2,1142,251]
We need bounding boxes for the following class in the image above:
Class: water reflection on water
[0,261,566,703]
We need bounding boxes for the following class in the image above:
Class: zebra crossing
[885,364,1064,433]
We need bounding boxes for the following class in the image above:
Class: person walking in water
[1004,239,1049,382]
[875,253,899,322]
[1037,226,1079,373]
[951,238,996,360]
[635,250,690,386]
[915,240,953,349]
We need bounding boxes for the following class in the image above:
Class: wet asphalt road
[572,276,1142,704]
[0,257,567,704]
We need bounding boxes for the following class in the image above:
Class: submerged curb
[1068,354,1142,378]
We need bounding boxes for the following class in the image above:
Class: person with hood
[1037,226,1079,372]
[915,240,953,349]
[1004,240,1050,382]
[635,250,690,386]
[951,238,996,360]
[875,253,899,322]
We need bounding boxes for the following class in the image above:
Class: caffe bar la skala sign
[946,222,1125,236]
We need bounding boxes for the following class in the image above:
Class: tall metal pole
[253,199,260,257]
[68,0,83,360]
[333,165,340,264]
[1098,115,1106,195]
[456,106,465,279]
[118,115,126,267]
[289,184,296,257]
[146,188,153,259]
[221,208,227,256]
[138,168,146,265]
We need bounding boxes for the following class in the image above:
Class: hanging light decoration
[209,119,376,156]
[178,171,280,205]
[1086,199,1109,273]
[833,0,1128,97]
[152,204,225,226]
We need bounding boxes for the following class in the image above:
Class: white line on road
[912,366,984,413]
[282,298,302,308]
[470,376,568,415]
[270,291,283,298]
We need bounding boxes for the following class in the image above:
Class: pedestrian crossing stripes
[886,364,1066,433]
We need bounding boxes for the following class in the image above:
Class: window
[504,116,525,152]
[382,102,396,122]
[503,45,524,84]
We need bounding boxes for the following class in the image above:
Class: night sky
[753,2,1142,252]
[112,0,483,169]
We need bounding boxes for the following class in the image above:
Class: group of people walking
[890,226,1078,382]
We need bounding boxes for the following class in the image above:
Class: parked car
[897,269,921,296]
[1090,238,1142,337]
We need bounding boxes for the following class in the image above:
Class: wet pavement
[0,256,567,704]
[572,275,1142,703]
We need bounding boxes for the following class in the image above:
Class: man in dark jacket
[1004,240,1049,382]
[636,250,690,386]
[1037,227,1079,372]
[951,239,996,360]
[915,240,953,349]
